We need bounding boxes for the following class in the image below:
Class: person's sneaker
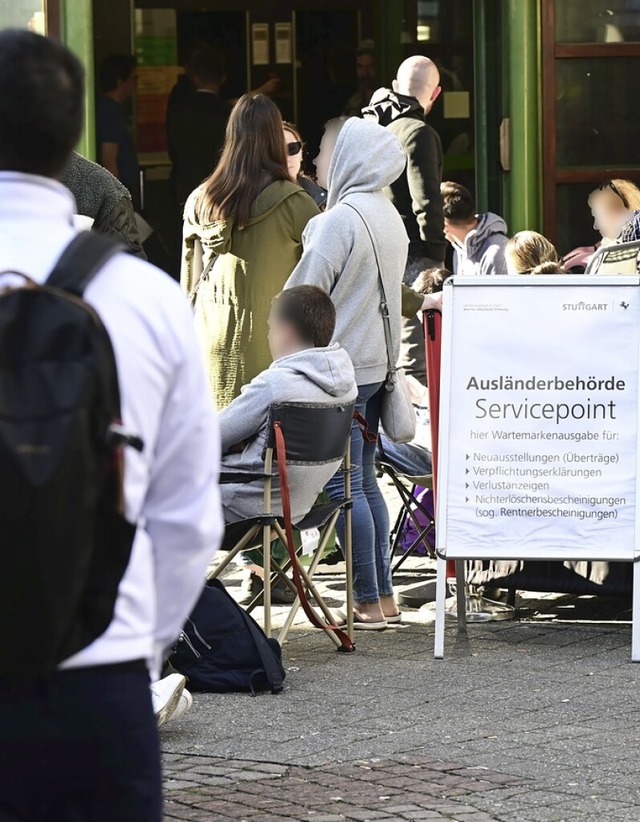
[151,673,186,727]
[238,571,297,606]
[238,571,262,605]
[169,688,193,722]
[271,576,297,605]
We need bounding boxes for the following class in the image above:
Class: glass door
[542,0,640,255]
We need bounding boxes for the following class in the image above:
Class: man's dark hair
[272,286,336,348]
[441,181,476,225]
[99,54,137,94]
[188,45,226,85]
[0,30,84,178]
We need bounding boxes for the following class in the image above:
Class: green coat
[182,181,320,408]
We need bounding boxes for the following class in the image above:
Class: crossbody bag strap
[189,253,217,308]
[342,202,395,378]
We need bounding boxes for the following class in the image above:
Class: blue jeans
[377,437,433,477]
[326,382,393,604]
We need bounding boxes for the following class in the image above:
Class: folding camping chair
[585,240,640,276]
[377,457,435,575]
[210,401,357,651]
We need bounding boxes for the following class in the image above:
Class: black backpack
[0,232,140,681]
[170,578,286,695]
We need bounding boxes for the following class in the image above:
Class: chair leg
[273,522,342,648]
[208,525,260,579]
[344,503,354,641]
[278,546,327,644]
[262,523,272,637]
[392,521,435,575]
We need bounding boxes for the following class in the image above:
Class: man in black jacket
[363,55,446,283]
[167,46,231,207]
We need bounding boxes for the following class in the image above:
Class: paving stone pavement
[161,585,640,822]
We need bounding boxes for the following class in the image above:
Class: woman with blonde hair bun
[505,230,563,275]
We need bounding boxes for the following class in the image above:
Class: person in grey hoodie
[286,116,409,629]
[218,286,357,601]
[441,181,509,276]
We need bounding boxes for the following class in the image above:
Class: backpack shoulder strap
[208,579,285,694]
[239,608,285,695]
[47,231,126,296]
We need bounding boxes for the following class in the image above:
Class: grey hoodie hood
[453,212,509,277]
[326,117,406,209]
[270,343,356,398]
[465,212,508,256]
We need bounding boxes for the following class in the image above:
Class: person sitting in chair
[218,285,357,603]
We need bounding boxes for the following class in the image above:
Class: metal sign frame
[434,275,640,660]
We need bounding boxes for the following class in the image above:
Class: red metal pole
[424,310,456,581]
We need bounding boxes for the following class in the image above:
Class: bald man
[363,56,446,282]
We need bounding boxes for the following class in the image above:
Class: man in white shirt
[0,30,222,821]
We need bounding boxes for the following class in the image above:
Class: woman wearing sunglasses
[283,122,327,210]
[181,94,320,409]
[589,179,640,244]
[563,179,640,272]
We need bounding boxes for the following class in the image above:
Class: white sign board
[437,276,640,562]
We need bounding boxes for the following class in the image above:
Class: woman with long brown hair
[181,93,319,408]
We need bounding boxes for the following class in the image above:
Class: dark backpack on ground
[170,578,286,695]
[0,232,139,681]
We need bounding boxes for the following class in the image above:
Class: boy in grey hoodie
[441,181,509,276]
[218,286,357,526]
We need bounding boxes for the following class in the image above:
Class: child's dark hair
[272,286,336,348]
[412,267,453,295]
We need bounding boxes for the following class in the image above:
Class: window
[0,0,46,33]
[541,0,640,254]
[556,1,640,44]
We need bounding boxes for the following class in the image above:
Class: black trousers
[0,662,162,822]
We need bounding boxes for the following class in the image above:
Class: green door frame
[61,0,95,159]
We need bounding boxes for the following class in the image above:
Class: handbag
[344,202,416,444]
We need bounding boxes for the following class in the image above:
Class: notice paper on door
[444,91,470,119]
[252,23,269,66]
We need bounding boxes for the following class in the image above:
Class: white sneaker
[170,688,193,722]
[151,673,186,727]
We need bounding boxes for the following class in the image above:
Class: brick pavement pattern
[161,598,640,822]
[164,753,519,821]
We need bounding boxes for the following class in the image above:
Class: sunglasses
[287,141,302,157]
[598,180,629,209]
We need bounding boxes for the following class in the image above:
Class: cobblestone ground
[161,573,640,822]
[163,752,521,821]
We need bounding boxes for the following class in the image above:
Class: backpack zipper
[179,630,201,658]
[188,618,212,650]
